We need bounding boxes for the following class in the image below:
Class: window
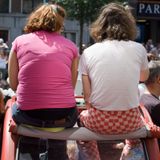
[0,30,9,43]
[23,0,34,13]
[12,0,21,13]
[22,0,43,14]
[0,0,9,13]
[63,32,77,44]
[70,33,76,43]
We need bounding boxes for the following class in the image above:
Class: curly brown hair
[90,3,137,42]
[24,3,66,33]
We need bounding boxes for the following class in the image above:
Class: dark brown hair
[24,3,66,33]
[90,3,137,42]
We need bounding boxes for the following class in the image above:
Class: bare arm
[71,57,79,89]
[8,50,19,91]
[82,74,91,108]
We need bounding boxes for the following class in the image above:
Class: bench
[1,98,160,160]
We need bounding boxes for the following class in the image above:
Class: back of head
[0,38,4,45]
[24,3,66,33]
[145,60,160,85]
[90,3,136,42]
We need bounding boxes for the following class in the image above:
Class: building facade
[129,0,160,44]
[2,0,159,48]
[0,0,90,48]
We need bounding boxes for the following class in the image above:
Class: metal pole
[9,0,12,13]
[20,0,23,13]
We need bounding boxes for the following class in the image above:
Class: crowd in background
[144,39,160,61]
[0,38,9,88]
[0,38,15,105]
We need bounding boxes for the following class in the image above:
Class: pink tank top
[12,31,78,110]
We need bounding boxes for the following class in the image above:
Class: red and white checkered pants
[77,107,145,160]
[80,107,144,134]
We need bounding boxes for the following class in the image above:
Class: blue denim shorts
[12,103,78,128]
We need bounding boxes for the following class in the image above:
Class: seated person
[78,3,149,160]
[8,3,79,160]
[140,60,160,146]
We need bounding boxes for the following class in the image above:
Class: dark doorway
[0,30,9,43]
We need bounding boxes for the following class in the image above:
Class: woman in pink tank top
[8,3,79,160]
